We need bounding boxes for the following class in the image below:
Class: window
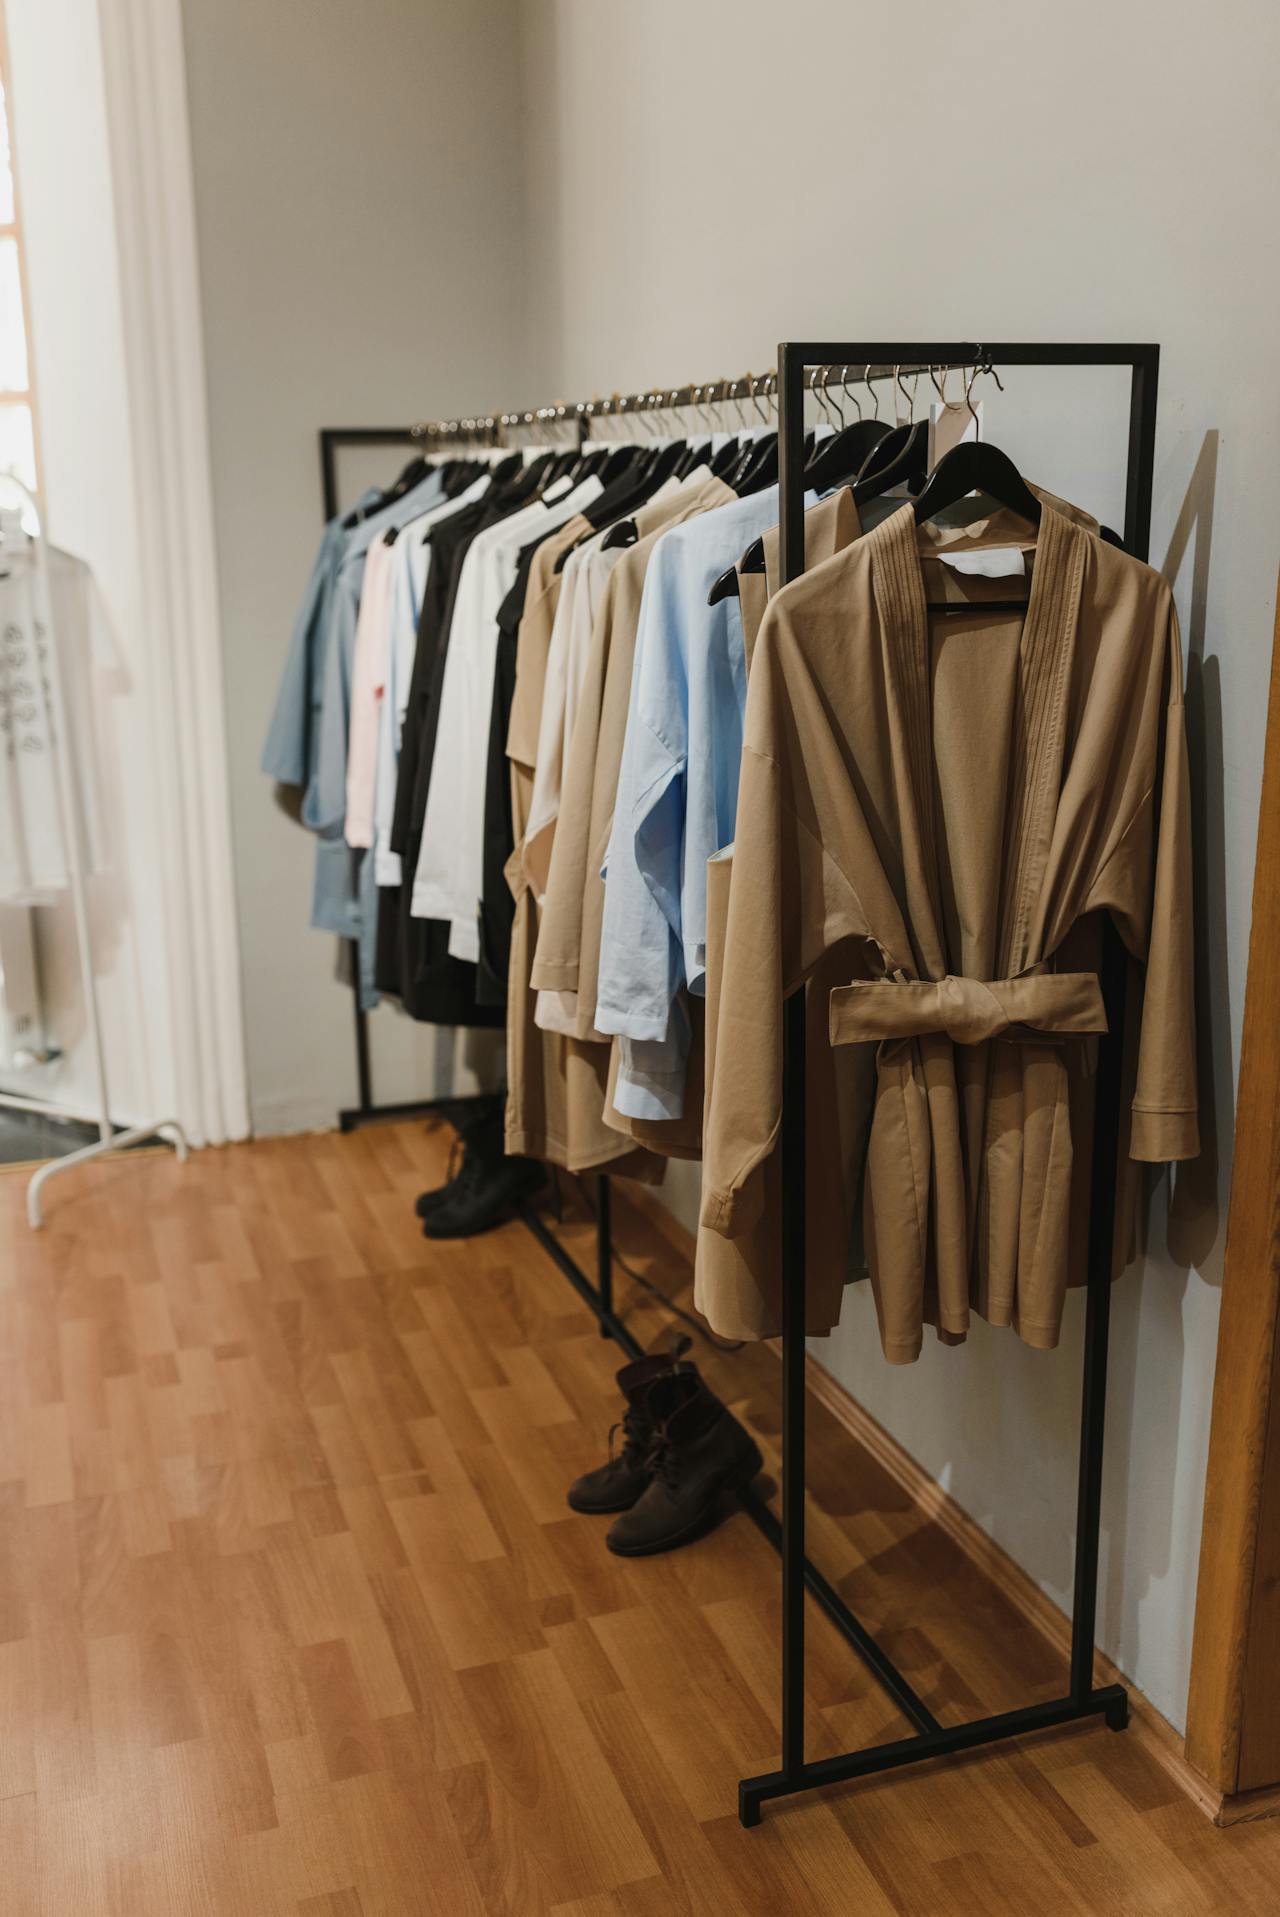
[0,7,39,524]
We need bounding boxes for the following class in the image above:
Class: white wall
[178,0,530,1133]
[516,0,1280,1733]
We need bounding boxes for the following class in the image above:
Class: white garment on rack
[410,474,602,963]
[0,535,105,906]
[373,474,491,886]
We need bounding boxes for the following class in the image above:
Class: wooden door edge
[1185,574,1280,1794]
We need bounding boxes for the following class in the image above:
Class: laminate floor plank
[1,1126,1276,1913]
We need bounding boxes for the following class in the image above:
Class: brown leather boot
[567,1340,690,1515]
[605,1371,763,1557]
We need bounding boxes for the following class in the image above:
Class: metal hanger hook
[841,363,862,421]
[865,362,880,420]
[963,363,982,439]
[747,372,766,425]
[930,363,956,410]
[809,365,829,431]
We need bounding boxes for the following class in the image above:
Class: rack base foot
[738,1684,1128,1826]
[26,1118,189,1229]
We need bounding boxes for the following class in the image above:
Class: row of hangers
[707,356,1045,607]
[350,355,1112,605]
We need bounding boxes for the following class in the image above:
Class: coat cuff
[699,1175,764,1237]
[529,955,578,991]
[1129,1105,1199,1162]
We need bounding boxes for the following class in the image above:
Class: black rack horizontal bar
[740,1685,1130,1826]
[404,350,1016,442]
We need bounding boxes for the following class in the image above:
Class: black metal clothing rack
[316,382,993,1705]
[317,343,1159,1826]
[738,340,1158,1825]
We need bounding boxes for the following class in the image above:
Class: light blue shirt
[262,495,378,791]
[594,485,811,1119]
[262,469,447,1005]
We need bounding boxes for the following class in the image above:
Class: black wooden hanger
[912,439,1041,529]
[341,453,429,528]
[912,363,1041,612]
[711,435,744,478]
[913,357,1039,527]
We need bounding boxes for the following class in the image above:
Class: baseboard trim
[1214,1780,1280,1826]
[614,1180,1245,1826]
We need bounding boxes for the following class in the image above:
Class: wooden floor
[2,1121,1278,1915]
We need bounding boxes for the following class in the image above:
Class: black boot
[415,1099,503,1219]
[420,1117,545,1239]
[605,1371,763,1558]
[567,1342,690,1515]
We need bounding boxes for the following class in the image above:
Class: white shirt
[410,474,602,961]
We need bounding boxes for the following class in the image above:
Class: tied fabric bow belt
[828,970,1107,1048]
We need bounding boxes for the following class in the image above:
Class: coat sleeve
[698,601,873,1236]
[1129,610,1198,1160]
[1086,600,1198,1162]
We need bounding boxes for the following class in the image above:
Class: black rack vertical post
[738,341,1158,1826]
[319,425,423,1130]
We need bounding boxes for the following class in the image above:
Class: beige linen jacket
[504,518,664,1181]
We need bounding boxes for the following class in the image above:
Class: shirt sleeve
[594,546,689,1046]
[262,526,337,788]
[308,557,360,838]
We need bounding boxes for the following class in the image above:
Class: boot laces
[646,1423,681,1491]
[609,1404,648,1469]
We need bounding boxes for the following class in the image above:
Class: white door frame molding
[94,0,249,1145]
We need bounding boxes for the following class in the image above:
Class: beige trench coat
[698,498,1197,1359]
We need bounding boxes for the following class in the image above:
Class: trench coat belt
[827,970,1108,1048]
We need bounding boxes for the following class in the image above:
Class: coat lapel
[868,498,1087,982]
[1000,500,1087,973]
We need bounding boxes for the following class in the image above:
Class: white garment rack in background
[0,475,188,1225]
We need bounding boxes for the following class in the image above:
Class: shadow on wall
[1162,430,1228,1276]
[1024,431,1230,1665]
[1093,430,1230,1681]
